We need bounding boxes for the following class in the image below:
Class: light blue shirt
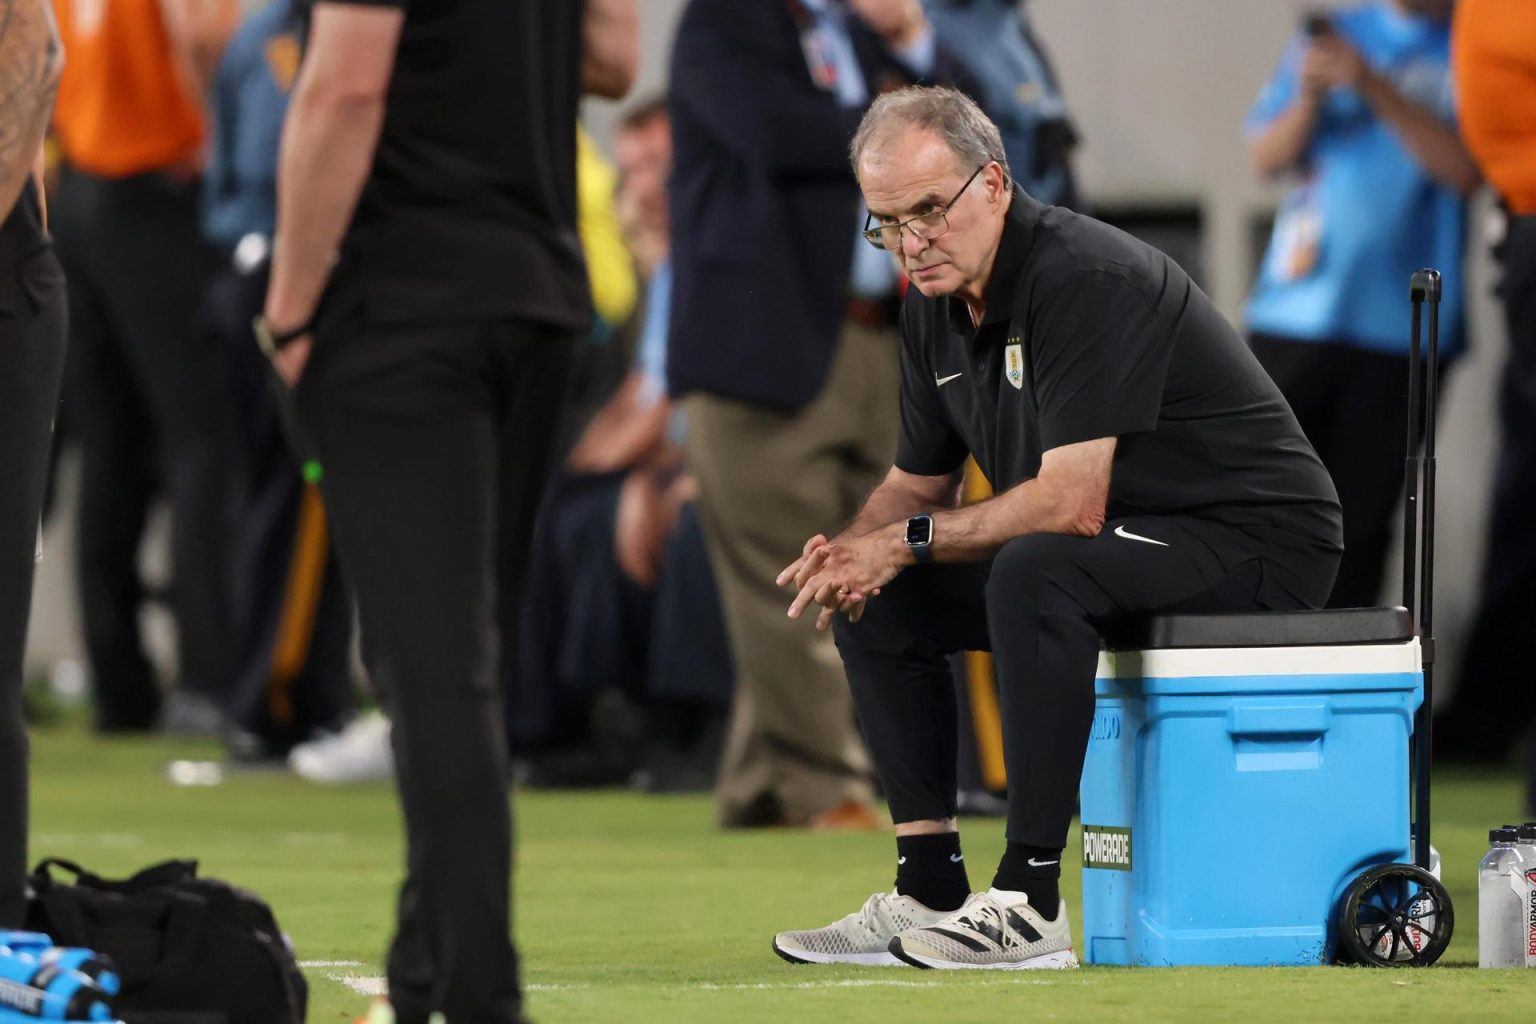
[801,0,935,299]
[636,261,687,441]
[637,262,672,400]
[923,0,1077,207]
[1244,2,1464,356]
[202,0,297,250]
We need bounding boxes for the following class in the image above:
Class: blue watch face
[906,516,932,547]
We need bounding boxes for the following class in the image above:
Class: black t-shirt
[897,194,1343,593]
[319,0,589,329]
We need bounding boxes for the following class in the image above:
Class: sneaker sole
[772,939,903,967]
[888,939,1079,971]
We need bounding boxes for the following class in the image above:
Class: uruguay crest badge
[1004,339,1024,391]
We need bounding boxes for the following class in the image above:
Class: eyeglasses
[862,164,988,252]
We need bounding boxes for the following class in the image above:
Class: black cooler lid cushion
[1101,606,1416,651]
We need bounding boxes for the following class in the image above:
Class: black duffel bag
[24,858,307,1024]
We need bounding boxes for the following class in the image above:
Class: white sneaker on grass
[773,891,951,966]
[289,711,394,784]
[888,889,1079,970]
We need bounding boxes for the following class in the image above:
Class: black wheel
[1336,863,1454,967]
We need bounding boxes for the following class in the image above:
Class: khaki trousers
[684,320,901,825]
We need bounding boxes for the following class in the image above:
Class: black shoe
[513,743,638,789]
[955,788,1009,818]
[630,710,724,794]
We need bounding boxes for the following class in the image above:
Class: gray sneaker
[773,891,951,966]
[888,889,1079,970]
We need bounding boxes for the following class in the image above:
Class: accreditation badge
[1004,339,1024,391]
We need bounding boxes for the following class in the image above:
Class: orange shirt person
[1436,0,1536,778]
[1453,0,1536,214]
[48,0,241,736]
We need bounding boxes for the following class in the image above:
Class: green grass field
[23,723,1536,1023]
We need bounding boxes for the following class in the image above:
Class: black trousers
[52,167,232,728]
[0,244,67,926]
[204,262,352,752]
[1250,334,1434,609]
[293,287,575,1024]
[1439,213,1536,761]
[507,473,732,752]
[833,516,1337,849]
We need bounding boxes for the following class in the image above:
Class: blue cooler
[1079,608,1421,966]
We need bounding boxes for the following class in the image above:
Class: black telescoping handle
[1407,267,1440,872]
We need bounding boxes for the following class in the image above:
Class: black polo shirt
[318,0,589,330]
[897,194,1343,594]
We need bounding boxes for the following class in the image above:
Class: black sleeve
[894,303,969,477]
[1029,267,1176,452]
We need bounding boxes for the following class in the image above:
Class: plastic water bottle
[1408,828,1442,880]
[1517,823,1536,968]
[1480,827,1527,968]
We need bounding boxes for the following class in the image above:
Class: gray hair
[849,86,1010,183]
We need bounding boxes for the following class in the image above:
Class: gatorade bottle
[1480,827,1527,968]
[1517,823,1536,968]
[0,946,114,1021]
[27,952,119,999]
[0,973,112,1021]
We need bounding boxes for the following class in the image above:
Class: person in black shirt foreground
[0,0,66,931]
[773,87,1343,970]
[260,1,634,1020]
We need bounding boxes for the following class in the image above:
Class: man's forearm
[928,476,1100,562]
[265,82,387,331]
[0,0,62,222]
[1250,98,1319,179]
[1359,71,1479,194]
[831,471,960,545]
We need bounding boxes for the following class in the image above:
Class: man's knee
[832,568,945,662]
[984,533,1089,607]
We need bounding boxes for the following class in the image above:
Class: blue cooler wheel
[1336,864,1453,967]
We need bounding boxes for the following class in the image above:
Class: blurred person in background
[0,0,66,930]
[283,117,691,792]
[922,0,1080,210]
[1437,0,1536,802]
[511,99,734,794]
[262,1,634,1020]
[668,0,977,831]
[201,0,355,766]
[1243,0,1477,608]
[50,0,240,734]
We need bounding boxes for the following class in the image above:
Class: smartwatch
[252,315,313,360]
[905,514,934,563]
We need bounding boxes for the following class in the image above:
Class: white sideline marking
[330,974,388,997]
[326,975,591,996]
[32,832,142,848]
[698,979,1073,990]
[324,973,1077,999]
[299,961,367,968]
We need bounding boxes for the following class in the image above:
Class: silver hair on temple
[849,85,1011,183]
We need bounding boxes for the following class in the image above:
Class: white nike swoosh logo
[898,856,907,865]
[935,373,963,387]
[1113,525,1169,547]
[949,854,964,863]
[1026,858,1059,868]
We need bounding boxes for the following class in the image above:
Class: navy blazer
[667,0,976,411]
